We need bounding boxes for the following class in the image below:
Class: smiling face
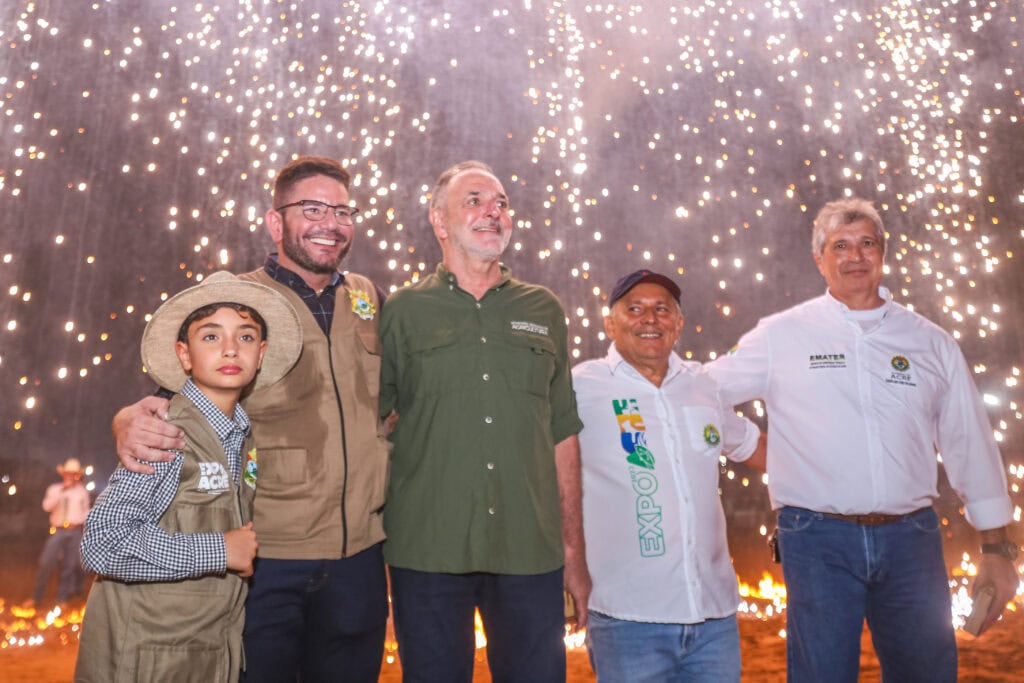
[430,169,513,264]
[604,282,684,386]
[267,174,354,280]
[175,306,267,414]
[814,218,885,309]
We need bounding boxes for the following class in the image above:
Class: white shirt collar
[605,342,685,386]
[823,286,893,322]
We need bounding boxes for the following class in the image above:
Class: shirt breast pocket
[680,406,724,460]
[504,333,557,397]
[406,328,462,394]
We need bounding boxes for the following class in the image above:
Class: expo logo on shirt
[613,398,666,558]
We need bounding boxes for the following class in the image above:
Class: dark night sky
[1,1,1022,567]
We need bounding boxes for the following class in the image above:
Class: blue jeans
[241,543,388,683]
[777,506,956,683]
[586,611,740,683]
[33,527,85,604]
[389,566,566,683]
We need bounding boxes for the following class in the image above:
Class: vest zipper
[233,464,246,673]
[326,333,350,556]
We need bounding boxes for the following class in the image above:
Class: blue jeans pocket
[907,508,940,533]
[777,506,815,533]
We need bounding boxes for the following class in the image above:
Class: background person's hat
[140,271,303,391]
[608,270,682,307]
[57,458,82,475]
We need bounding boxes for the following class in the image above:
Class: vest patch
[243,448,258,490]
[350,289,376,321]
[196,461,230,494]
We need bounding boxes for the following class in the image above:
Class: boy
[75,271,302,682]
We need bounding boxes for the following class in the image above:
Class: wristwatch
[981,541,1020,562]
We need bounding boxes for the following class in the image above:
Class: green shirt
[380,263,583,574]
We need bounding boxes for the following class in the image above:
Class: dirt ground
[3,539,1022,682]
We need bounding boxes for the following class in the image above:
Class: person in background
[708,197,1018,683]
[29,457,92,609]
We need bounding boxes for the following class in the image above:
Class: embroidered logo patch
[703,424,721,446]
[197,462,230,494]
[350,289,376,321]
[886,354,916,387]
[809,353,847,370]
[243,448,258,490]
[510,320,549,336]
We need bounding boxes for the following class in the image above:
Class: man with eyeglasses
[111,156,390,682]
[708,198,1017,683]
[379,160,590,682]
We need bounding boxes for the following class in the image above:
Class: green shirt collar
[435,262,513,294]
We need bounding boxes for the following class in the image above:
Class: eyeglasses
[274,199,360,224]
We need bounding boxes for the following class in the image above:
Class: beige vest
[75,396,254,683]
[239,269,388,559]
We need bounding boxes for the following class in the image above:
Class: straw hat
[57,458,82,475]
[141,271,303,391]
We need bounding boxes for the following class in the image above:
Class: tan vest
[239,269,388,559]
[75,396,254,683]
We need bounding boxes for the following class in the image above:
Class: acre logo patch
[886,354,916,387]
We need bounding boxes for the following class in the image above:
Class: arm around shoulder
[112,396,185,474]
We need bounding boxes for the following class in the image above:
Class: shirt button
[484,416,493,424]
[482,373,490,381]
[488,507,496,515]
[487,462,495,470]
[481,336,487,344]
[475,302,482,309]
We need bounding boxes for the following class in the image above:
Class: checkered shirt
[264,254,342,336]
[81,379,252,582]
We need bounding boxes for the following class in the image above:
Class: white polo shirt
[708,288,1012,531]
[573,345,758,624]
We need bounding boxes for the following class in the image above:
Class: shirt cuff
[192,532,228,575]
[964,495,1014,531]
[551,414,584,444]
[725,418,759,463]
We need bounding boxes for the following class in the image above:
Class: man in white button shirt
[574,270,764,683]
[708,198,1018,683]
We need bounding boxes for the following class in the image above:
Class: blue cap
[608,270,681,307]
